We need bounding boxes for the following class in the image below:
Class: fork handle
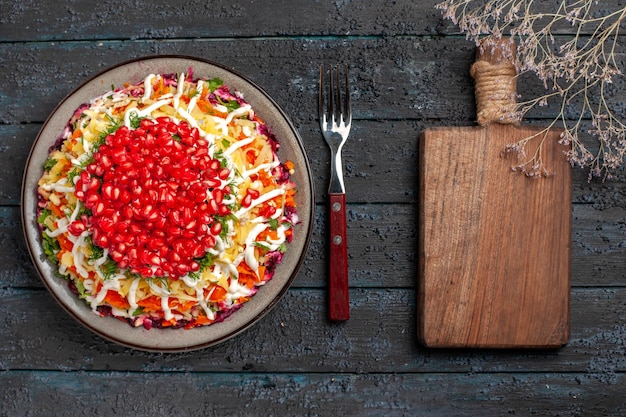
[328,193,349,321]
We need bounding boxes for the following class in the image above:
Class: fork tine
[319,65,350,128]
[342,65,351,125]
[332,66,341,125]
[318,65,325,124]
[329,66,337,125]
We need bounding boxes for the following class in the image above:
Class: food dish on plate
[22,56,313,351]
[37,70,299,329]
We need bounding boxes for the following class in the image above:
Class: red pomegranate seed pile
[71,117,233,279]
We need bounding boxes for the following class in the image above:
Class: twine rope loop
[470,41,520,126]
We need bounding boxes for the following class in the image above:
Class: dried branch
[437,0,626,179]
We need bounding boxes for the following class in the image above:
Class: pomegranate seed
[100,154,112,169]
[97,218,115,233]
[210,222,222,236]
[261,205,277,218]
[102,184,114,199]
[202,235,216,249]
[206,178,221,188]
[67,220,86,236]
[194,146,208,157]
[169,210,181,225]
[73,117,233,278]
[110,250,123,262]
[168,251,181,263]
[158,246,170,257]
[119,190,131,204]
[168,226,182,236]
[208,199,219,214]
[212,189,224,204]
[88,177,100,191]
[122,205,133,219]
[93,201,106,216]
[218,167,230,180]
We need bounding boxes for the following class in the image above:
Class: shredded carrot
[173,299,196,313]
[237,262,265,288]
[104,290,130,310]
[71,128,83,140]
[208,285,227,302]
[152,77,165,97]
[49,203,65,218]
[258,228,280,242]
[196,99,212,114]
[160,318,177,327]
[257,170,274,187]
[194,315,213,325]
[196,99,229,118]
[137,295,162,312]
[56,233,73,252]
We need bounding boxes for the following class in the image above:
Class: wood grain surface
[1,0,626,416]
[419,124,571,348]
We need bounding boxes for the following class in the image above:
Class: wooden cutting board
[418,124,571,349]
[417,39,571,349]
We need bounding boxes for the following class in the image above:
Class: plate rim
[21,54,315,352]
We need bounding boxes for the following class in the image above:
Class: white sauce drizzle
[242,160,280,179]
[40,178,75,194]
[71,231,89,278]
[223,136,256,156]
[142,74,156,101]
[197,287,214,320]
[243,223,269,274]
[234,188,286,219]
[227,278,252,301]
[123,98,171,128]
[127,277,140,312]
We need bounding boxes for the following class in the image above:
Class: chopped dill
[100,258,119,280]
[44,157,57,171]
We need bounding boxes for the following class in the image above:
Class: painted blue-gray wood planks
[1,0,625,415]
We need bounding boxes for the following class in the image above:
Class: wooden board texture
[418,124,572,348]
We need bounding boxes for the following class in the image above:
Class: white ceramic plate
[21,55,314,352]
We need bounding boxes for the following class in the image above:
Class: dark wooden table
[2,1,626,415]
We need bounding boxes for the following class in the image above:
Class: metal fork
[319,65,351,322]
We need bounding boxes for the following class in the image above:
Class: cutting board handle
[470,37,520,126]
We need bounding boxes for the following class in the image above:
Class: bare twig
[437,0,626,179]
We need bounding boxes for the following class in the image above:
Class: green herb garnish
[268,218,279,230]
[207,77,223,92]
[217,96,240,112]
[128,111,146,129]
[100,258,119,280]
[37,209,52,225]
[67,167,81,186]
[74,279,86,298]
[42,233,60,264]
[44,158,57,172]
